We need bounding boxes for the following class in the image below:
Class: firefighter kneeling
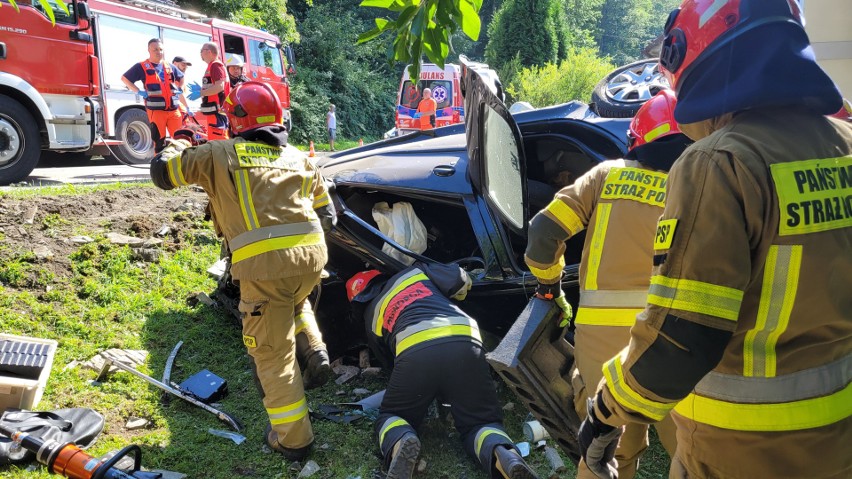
[347,263,538,479]
[149,81,334,461]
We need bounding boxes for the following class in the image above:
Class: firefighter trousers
[294,298,326,365]
[147,109,184,153]
[204,112,229,140]
[574,324,677,479]
[375,341,518,477]
[239,271,322,449]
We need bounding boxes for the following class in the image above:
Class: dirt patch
[0,187,208,285]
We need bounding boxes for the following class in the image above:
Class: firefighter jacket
[140,60,181,111]
[200,60,229,115]
[363,262,479,359]
[525,159,667,327]
[151,134,331,281]
[594,109,852,478]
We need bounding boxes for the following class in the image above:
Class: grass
[0,184,671,478]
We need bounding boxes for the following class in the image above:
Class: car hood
[319,133,473,195]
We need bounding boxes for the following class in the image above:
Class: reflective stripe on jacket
[164,137,328,281]
[200,60,229,114]
[141,61,180,111]
[525,159,667,326]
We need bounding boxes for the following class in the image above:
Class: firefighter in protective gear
[525,90,690,479]
[582,1,852,478]
[225,53,250,89]
[150,81,334,462]
[121,38,185,153]
[347,263,538,479]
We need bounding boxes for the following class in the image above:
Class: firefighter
[579,1,852,479]
[346,263,538,479]
[225,53,250,88]
[196,42,229,140]
[121,38,185,153]
[524,90,690,479]
[149,81,334,461]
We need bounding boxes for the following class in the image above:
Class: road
[5,150,328,188]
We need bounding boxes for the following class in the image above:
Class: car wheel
[0,94,41,185]
[114,108,154,164]
[591,59,669,118]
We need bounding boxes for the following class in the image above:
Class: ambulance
[395,63,464,134]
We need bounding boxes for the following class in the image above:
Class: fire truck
[0,0,295,184]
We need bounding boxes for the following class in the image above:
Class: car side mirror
[76,2,92,19]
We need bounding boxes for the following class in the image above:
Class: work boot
[493,445,538,479]
[302,350,334,390]
[385,432,421,479]
[264,424,312,462]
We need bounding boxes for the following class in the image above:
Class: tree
[484,0,569,75]
[183,0,299,44]
[506,48,614,108]
[594,0,679,65]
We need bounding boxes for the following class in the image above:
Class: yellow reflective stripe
[673,381,852,432]
[643,122,671,143]
[300,174,311,199]
[585,203,612,291]
[395,325,481,356]
[234,170,260,230]
[379,418,409,446]
[313,192,330,209]
[167,156,188,187]
[603,355,674,421]
[294,310,313,334]
[744,245,802,377]
[474,427,511,456]
[647,276,743,322]
[544,199,584,235]
[375,272,429,336]
[528,256,565,283]
[267,397,308,425]
[231,233,324,263]
[574,307,643,326]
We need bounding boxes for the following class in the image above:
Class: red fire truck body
[0,0,294,184]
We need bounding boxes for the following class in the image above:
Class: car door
[460,56,529,238]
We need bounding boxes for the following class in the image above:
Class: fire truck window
[34,0,75,23]
[222,34,247,61]
[249,39,284,76]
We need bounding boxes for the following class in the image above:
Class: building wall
[804,0,852,98]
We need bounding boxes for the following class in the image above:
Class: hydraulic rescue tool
[0,424,160,479]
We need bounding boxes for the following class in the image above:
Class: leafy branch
[357,0,481,81]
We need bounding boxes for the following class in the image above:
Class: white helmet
[225,53,245,68]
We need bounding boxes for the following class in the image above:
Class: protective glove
[450,269,473,301]
[160,139,192,162]
[578,395,623,479]
[187,82,202,101]
[137,90,148,99]
[413,112,422,119]
[535,282,573,327]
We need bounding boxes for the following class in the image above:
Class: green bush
[506,48,614,108]
[485,0,569,74]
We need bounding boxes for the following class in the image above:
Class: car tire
[114,108,154,164]
[0,94,41,185]
[591,59,669,118]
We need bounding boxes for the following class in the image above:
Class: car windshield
[400,80,453,110]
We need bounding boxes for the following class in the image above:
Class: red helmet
[660,0,805,93]
[346,270,383,302]
[828,98,852,122]
[223,81,283,133]
[628,90,681,151]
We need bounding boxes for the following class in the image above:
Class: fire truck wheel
[0,94,41,185]
[114,108,155,164]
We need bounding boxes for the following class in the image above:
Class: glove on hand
[413,112,422,119]
[450,269,473,301]
[137,90,148,99]
[160,139,192,162]
[187,82,202,101]
[535,282,573,327]
[579,396,622,479]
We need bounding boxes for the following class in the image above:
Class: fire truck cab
[0,0,294,184]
